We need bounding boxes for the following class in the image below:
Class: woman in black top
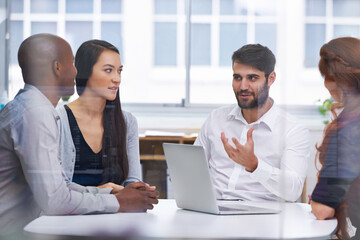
[60,40,142,190]
[311,37,360,239]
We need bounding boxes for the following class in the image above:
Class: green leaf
[61,95,71,102]
[324,101,332,110]
[318,106,326,116]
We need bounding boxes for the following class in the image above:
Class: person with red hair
[311,37,360,239]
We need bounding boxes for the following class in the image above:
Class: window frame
[303,0,360,83]
[5,0,339,112]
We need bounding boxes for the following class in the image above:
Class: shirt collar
[22,83,57,109]
[227,98,278,131]
[23,83,39,92]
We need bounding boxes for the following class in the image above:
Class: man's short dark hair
[232,44,276,77]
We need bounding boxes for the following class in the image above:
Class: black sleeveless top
[64,105,103,186]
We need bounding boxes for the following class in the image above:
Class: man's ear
[267,71,276,87]
[53,60,61,78]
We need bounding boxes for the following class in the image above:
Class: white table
[24,199,337,239]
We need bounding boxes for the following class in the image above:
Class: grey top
[0,84,119,236]
[56,104,141,187]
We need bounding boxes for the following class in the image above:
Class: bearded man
[194,44,310,202]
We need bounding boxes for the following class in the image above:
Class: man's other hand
[135,181,157,191]
[115,182,159,212]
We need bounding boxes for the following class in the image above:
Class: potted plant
[317,98,333,125]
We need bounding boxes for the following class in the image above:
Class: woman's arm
[123,112,142,185]
[98,182,124,190]
[311,200,335,220]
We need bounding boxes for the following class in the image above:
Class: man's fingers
[247,127,255,144]
[225,145,236,158]
[147,186,156,191]
[231,137,243,150]
[221,133,237,151]
[138,182,156,191]
[220,132,229,145]
[148,197,159,205]
[146,190,160,198]
[130,181,147,189]
[221,132,234,154]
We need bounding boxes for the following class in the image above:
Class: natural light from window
[8,0,360,106]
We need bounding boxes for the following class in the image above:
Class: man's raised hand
[220,127,258,172]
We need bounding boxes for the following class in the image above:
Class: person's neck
[34,85,61,107]
[343,94,360,113]
[71,92,106,118]
[241,98,273,124]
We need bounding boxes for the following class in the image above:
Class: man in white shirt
[194,44,309,202]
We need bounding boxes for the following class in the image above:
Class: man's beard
[234,80,269,109]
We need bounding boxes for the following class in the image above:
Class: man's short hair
[232,44,276,77]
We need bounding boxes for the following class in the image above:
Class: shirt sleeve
[123,112,141,186]
[312,123,360,208]
[14,107,119,215]
[67,181,113,194]
[250,124,310,202]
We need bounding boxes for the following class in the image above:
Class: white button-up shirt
[194,102,310,202]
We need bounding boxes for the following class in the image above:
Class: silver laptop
[163,143,280,215]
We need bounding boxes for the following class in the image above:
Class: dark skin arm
[114,182,159,212]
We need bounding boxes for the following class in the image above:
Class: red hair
[317,37,360,167]
[316,37,360,239]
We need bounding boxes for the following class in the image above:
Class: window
[8,0,357,106]
[300,0,360,105]
[305,0,360,68]
[9,0,123,99]
[189,0,278,104]
[153,0,179,67]
[135,0,186,103]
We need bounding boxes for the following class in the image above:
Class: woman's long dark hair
[316,37,360,239]
[75,40,129,184]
